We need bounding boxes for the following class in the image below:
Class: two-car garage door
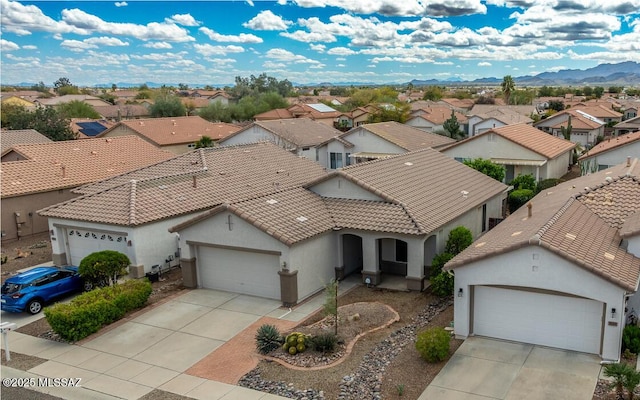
[473,286,603,354]
[66,228,128,266]
[197,246,281,299]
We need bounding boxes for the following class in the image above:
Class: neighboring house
[624,106,638,120]
[329,121,456,166]
[169,147,508,302]
[334,107,375,131]
[571,104,623,124]
[534,109,605,147]
[440,124,575,182]
[446,160,640,361]
[0,90,43,103]
[93,104,150,121]
[578,130,640,173]
[112,90,139,103]
[219,118,346,168]
[39,142,328,280]
[70,119,115,139]
[255,103,342,126]
[466,106,534,137]
[406,107,468,134]
[1,136,174,242]
[0,129,52,155]
[97,116,240,154]
[0,95,37,109]
[36,95,111,107]
[613,116,640,136]
[439,98,475,112]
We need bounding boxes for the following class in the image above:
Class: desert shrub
[415,327,451,363]
[444,226,473,255]
[255,324,283,355]
[310,332,338,353]
[79,250,130,287]
[623,324,640,354]
[508,189,534,213]
[431,271,454,297]
[429,253,453,278]
[536,178,560,193]
[44,279,151,342]
[510,174,536,191]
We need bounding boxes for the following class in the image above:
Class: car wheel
[27,299,43,314]
[83,281,93,292]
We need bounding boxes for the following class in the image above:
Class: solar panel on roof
[307,103,337,113]
[77,122,108,137]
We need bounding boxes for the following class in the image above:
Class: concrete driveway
[420,336,602,400]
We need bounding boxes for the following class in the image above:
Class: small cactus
[255,324,283,355]
[283,332,307,355]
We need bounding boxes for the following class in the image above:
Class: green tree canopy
[149,95,186,117]
[79,250,130,287]
[445,226,473,255]
[57,100,100,119]
[194,135,214,149]
[367,102,410,123]
[442,110,465,140]
[463,158,505,182]
[1,105,75,141]
[423,86,444,101]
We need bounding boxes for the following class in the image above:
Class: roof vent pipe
[527,202,532,218]
[192,175,197,188]
[628,156,631,167]
[61,165,66,179]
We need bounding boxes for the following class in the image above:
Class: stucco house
[93,104,150,121]
[97,116,240,154]
[170,147,508,303]
[406,106,468,134]
[466,105,534,137]
[0,95,37,109]
[36,95,111,108]
[219,118,347,169]
[1,129,52,154]
[439,124,575,182]
[38,143,328,278]
[255,103,342,126]
[572,104,623,124]
[446,160,640,361]
[614,116,640,136]
[623,106,638,121]
[1,136,174,242]
[534,109,605,147]
[327,121,456,166]
[578,130,640,173]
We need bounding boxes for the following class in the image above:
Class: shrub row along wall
[44,279,152,342]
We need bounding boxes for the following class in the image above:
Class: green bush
[310,332,338,353]
[508,189,535,214]
[44,279,152,342]
[415,327,451,362]
[431,271,454,297]
[510,174,536,191]
[445,226,473,255]
[255,324,283,355]
[429,253,453,278]
[79,250,130,287]
[536,178,560,193]
[623,324,640,354]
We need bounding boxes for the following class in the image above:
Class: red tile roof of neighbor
[345,121,455,151]
[446,159,640,291]
[441,123,576,159]
[222,118,344,148]
[579,131,640,160]
[39,142,329,226]
[99,116,241,145]
[1,136,175,198]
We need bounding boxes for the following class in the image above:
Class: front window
[330,152,343,169]
[345,153,351,166]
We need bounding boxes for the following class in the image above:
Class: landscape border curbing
[259,302,400,371]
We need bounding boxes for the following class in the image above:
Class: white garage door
[473,286,603,354]
[66,229,129,266]
[197,246,280,299]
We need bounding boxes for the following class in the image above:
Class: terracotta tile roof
[346,121,455,151]
[468,107,533,125]
[446,160,640,291]
[469,104,537,118]
[572,104,623,119]
[324,198,422,235]
[1,136,175,198]
[288,103,342,120]
[441,124,576,159]
[311,147,509,234]
[254,109,295,120]
[39,142,328,226]
[224,118,344,148]
[1,129,52,154]
[93,104,150,119]
[99,116,240,145]
[411,107,469,124]
[579,131,640,160]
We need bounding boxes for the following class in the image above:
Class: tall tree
[442,110,465,140]
[501,75,515,104]
[57,100,100,119]
[149,95,186,117]
[2,105,75,141]
[194,136,214,149]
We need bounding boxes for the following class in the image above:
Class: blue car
[1,266,90,314]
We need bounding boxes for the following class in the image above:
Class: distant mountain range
[409,61,640,87]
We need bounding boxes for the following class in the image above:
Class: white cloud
[143,41,172,49]
[85,36,129,46]
[263,61,287,69]
[243,10,291,30]
[60,36,128,52]
[265,48,321,64]
[0,0,77,35]
[327,47,356,56]
[114,2,127,7]
[478,61,492,66]
[290,0,485,16]
[165,13,200,27]
[280,30,337,43]
[130,51,187,62]
[22,44,37,50]
[199,27,263,43]
[1,39,20,51]
[193,43,245,56]
[309,43,326,52]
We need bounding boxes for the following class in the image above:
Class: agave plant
[255,324,283,355]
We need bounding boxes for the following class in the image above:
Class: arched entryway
[377,238,408,277]
[342,234,363,277]
[423,235,437,277]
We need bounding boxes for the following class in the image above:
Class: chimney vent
[61,165,67,179]
[192,175,197,188]
[628,156,631,167]
[527,202,532,218]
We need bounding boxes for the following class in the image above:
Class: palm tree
[604,362,632,399]
[501,75,515,104]
[194,135,214,149]
[624,368,640,400]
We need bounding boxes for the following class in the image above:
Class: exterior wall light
[612,308,617,318]
[458,288,464,297]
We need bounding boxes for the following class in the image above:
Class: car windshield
[1,282,23,294]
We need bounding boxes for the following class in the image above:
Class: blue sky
[1,0,639,87]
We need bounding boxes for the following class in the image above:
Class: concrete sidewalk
[2,278,360,400]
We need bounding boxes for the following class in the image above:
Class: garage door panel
[198,246,280,300]
[473,286,602,354]
[67,229,128,266]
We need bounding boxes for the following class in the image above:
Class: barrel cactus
[282,332,308,355]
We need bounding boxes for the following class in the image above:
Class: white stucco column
[406,238,425,291]
[361,236,381,285]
